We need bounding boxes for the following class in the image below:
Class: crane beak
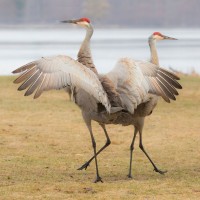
[163,35,178,40]
[60,19,78,24]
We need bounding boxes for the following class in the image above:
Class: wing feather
[107,58,182,113]
[25,73,44,96]
[12,62,36,74]
[13,67,37,84]
[157,70,182,89]
[13,55,111,112]
[18,69,40,91]
[136,60,182,96]
[157,75,179,95]
[155,77,176,100]
[151,77,170,102]
[160,68,180,80]
[34,74,47,99]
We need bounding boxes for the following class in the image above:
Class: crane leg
[84,120,103,183]
[77,124,111,171]
[127,128,138,178]
[138,130,167,175]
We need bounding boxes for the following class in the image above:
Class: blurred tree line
[0,0,199,27]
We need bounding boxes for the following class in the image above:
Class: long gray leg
[84,120,103,183]
[127,128,138,178]
[139,129,167,174]
[77,124,111,171]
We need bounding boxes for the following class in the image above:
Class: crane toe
[94,176,103,183]
[154,168,167,175]
[127,174,133,179]
[77,162,90,170]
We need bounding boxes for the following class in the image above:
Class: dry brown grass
[0,75,200,199]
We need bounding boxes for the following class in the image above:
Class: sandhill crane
[125,32,179,178]
[61,19,122,108]
[12,18,182,182]
[76,31,181,179]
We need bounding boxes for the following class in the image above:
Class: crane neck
[77,25,98,74]
[148,37,159,65]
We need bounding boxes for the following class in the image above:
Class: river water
[0,27,199,75]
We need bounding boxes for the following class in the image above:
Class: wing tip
[24,92,29,97]
[13,79,18,84]
[33,93,40,99]
[18,87,24,91]
[12,68,25,74]
[12,68,23,74]
[12,70,17,74]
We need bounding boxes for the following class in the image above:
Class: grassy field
[0,75,200,199]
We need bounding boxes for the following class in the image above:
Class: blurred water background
[0,27,199,75]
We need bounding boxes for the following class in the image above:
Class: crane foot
[94,176,103,183]
[127,174,133,179]
[154,168,167,175]
[77,162,90,170]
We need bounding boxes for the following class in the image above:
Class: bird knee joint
[92,140,96,149]
[130,145,134,151]
[106,139,111,146]
[139,144,144,150]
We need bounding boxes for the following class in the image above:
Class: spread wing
[107,58,182,114]
[136,60,182,98]
[12,55,111,112]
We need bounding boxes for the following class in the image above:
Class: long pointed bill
[163,35,178,40]
[60,19,78,24]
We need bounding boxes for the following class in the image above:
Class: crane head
[152,32,177,41]
[61,17,91,28]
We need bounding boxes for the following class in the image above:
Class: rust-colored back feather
[99,75,122,107]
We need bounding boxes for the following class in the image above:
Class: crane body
[123,32,179,178]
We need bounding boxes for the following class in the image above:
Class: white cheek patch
[155,35,163,40]
[77,21,89,27]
